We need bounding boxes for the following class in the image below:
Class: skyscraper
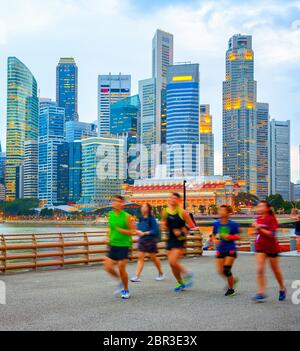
[152,29,174,159]
[6,57,38,200]
[199,105,214,176]
[38,100,65,206]
[166,63,200,177]
[269,119,291,201]
[97,73,131,136]
[56,57,78,122]
[0,142,5,186]
[223,34,257,194]
[57,143,69,204]
[81,137,126,206]
[256,103,269,200]
[68,141,82,203]
[23,140,38,199]
[139,78,156,178]
[65,121,97,143]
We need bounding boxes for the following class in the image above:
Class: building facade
[81,137,126,206]
[152,29,174,153]
[166,63,200,177]
[0,142,5,186]
[256,103,269,200]
[269,119,291,201]
[68,141,82,204]
[65,121,97,143]
[199,104,214,176]
[38,100,65,206]
[223,34,257,194]
[97,73,131,137]
[5,57,38,200]
[23,140,38,199]
[56,57,78,122]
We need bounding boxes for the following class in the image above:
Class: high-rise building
[256,103,269,200]
[97,73,131,136]
[269,119,291,201]
[0,142,5,186]
[166,63,200,177]
[15,164,24,199]
[57,143,69,204]
[56,57,78,122]
[38,100,65,206]
[152,29,174,153]
[81,137,126,206]
[65,121,97,143]
[139,78,156,178]
[23,140,38,199]
[5,57,38,200]
[223,34,257,194]
[199,105,214,176]
[68,141,82,203]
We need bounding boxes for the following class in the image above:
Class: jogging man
[104,195,135,299]
[212,205,240,297]
[162,193,197,292]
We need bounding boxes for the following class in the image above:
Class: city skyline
[0,0,300,181]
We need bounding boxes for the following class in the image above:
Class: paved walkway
[0,255,299,331]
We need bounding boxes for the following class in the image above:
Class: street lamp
[183,180,187,210]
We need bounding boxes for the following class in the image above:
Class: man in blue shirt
[212,205,240,297]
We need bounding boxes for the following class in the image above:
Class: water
[0,223,294,238]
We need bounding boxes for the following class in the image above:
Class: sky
[0,0,300,180]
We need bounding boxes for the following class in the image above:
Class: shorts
[216,250,237,259]
[107,246,130,261]
[138,239,158,254]
[256,250,278,258]
[167,240,185,251]
[295,232,300,237]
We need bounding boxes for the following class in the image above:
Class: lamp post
[183,180,187,210]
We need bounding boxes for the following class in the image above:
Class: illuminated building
[256,103,269,199]
[81,137,126,206]
[56,57,78,122]
[199,105,214,176]
[269,119,291,201]
[5,57,38,201]
[0,142,5,186]
[97,73,131,137]
[125,176,245,210]
[152,29,174,161]
[166,63,200,177]
[23,140,38,199]
[223,34,257,194]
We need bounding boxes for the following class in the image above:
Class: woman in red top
[252,201,286,302]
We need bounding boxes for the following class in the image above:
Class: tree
[234,192,259,208]
[266,194,285,211]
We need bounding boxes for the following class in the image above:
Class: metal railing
[0,230,203,273]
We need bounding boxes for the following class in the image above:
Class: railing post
[59,233,65,268]
[32,234,37,271]
[84,232,90,265]
[0,235,6,273]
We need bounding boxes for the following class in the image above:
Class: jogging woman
[162,193,197,292]
[252,201,287,302]
[212,205,240,297]
[131,204,165,282]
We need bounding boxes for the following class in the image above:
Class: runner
[130,204,164,282]
[104,195,135,300]
[161,193,197,292]
[291,212,300,254]
[252,201,287,303]
[212,205,240,297]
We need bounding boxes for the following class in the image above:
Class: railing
[0,230,203,273]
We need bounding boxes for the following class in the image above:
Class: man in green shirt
[104,195,135,299]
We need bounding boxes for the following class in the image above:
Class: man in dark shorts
[212,205,240,297]
[104,196,135,299]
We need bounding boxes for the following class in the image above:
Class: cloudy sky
[0,0,300,180]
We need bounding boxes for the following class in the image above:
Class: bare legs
[135,252,163,279]
[104,257,129,290]
[168,249,187,284]
[216,256,236,289]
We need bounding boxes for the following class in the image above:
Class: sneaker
[279,289,287,301]
[114,283,123,296]
[174,283,186,292]
[155,274,165,281]
[130,276,141,283]
[253,293,267,303]
[121,290,131,299]
[225,288,236,297]
[183,272,194,288]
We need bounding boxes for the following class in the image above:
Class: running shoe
[155,274,165,281]
[121,290,131,299]
[183,273,194,288]
[225,288,236,297]
[114,283,123,296]
[174,283,186,292]
[279,289,287,301]
[253,293,267,303]
[130,276,141,283]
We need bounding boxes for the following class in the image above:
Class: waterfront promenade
[0,254,299,331]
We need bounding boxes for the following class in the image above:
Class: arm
[182,210,197,229]
[161,209,168,231]
[116,216,136,236]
